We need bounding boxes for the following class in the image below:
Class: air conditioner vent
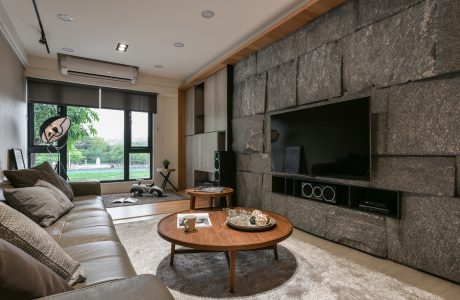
[58,54,138,84]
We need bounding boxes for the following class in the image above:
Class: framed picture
[283,146,301,174]
[9,149,26,170]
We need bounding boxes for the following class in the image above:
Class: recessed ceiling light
[201,10,215,18]
[154,65,163,68]
[116,43,128,52]
[57,14,74,22]
[62,47,74,52]
[174,42,184,48]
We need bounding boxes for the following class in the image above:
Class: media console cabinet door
[185,87,195,136]
[204,67,227,133]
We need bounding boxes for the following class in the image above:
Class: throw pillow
[4,161,74,200]
[4,180,74,227]
[0,202,86,285]
[0,239,73,299]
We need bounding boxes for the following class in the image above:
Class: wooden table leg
[209,197,213,208]
[273,244,278,260]
[170,243,175,265]
[228,251,236,293]
[226,194,232,207]
[190,196,196,209]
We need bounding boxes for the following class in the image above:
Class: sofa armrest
[69,181,101,197]
[35,275,174,300]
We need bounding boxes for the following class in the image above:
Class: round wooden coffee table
[185,187,234,209]
[157,209,293,293]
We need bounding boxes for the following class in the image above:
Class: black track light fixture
[32,0,50,54]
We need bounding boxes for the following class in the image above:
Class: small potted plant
[162,159,171,169]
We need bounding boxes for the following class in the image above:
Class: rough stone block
[232,115,264,153]
[262,192,287,216]
[372,157,456,197]
[304,0,357,52]
[386,76,460,155]
[262,174,272,192]
[298,43,342,104]
[325,207,388,257]
[371,113,388,154]
[436,0,460,74]
[250,153,271,174]
[266,59,297,112]
[257,30,307,74]
[233,73,266,118]
[234,54,257,84]
[264,115,271,154]
[456,156,460,197]
[236,153,251,172]
[387,194,460,282]
[357,0,422,28]
[236,172,263,208]
[285,196,332,237]
[343,0,436,94]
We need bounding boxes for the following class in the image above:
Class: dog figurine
[130,182,164,197]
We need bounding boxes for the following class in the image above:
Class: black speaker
[301,182,336,203]
[214,151,235,188]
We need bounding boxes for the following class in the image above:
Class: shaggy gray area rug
[115,216,441,300]
[102,192,187,208]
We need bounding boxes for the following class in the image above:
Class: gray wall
[0,33,26,173]
[232,0,460,283]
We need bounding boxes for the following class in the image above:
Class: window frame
[27,103,153,182]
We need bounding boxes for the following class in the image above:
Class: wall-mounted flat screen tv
[270,98,371,180]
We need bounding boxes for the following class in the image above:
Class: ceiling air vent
[58,53,139,84]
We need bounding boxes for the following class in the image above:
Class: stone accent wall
[232,0,460,283]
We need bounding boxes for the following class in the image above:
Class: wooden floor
[107,195,460,300]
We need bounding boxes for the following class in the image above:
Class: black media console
[272,175,401,219]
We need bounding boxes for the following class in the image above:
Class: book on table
[111,197,138,204]
[177,213,212,228]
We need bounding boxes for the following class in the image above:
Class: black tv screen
[270,98,370,180]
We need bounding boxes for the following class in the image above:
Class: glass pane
[131,111,149,147]
[33,103,58,145]
[129,153,151,180]
[67,107,125,181]
[30,152,58,168]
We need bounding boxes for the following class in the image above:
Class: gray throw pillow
[0,203,86,285]
[4,180,74,227]
[0,239,73,299]
[4,161,74,200]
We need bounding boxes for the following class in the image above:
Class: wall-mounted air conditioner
[58,53,139,84]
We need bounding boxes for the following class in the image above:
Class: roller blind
[27,78,99,108]
[101,88,157,113]
[27,78,157,113]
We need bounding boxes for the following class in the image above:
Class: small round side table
[185,187,234,209]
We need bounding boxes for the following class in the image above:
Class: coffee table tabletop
[185,187,234,209]
[157,208,293,292]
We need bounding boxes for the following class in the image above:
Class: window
[28,103,153,182]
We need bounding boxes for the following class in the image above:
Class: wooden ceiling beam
[180,0,346,90]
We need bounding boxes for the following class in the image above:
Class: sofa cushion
[0,239,73,299]
[4,180,73,227]
[0,203,85,285]
[64,241,137,288]
[4,161,74,200]
[35,275,174,300]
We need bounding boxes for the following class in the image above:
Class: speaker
[214,151,235,188]
[301,182,336,203]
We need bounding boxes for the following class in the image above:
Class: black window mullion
[124,111,131,181]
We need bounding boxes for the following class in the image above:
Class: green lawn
[68,168,150,181]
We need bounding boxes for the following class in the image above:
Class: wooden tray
[226,217,277,232]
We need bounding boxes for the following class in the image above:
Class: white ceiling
[1,0,303,80]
